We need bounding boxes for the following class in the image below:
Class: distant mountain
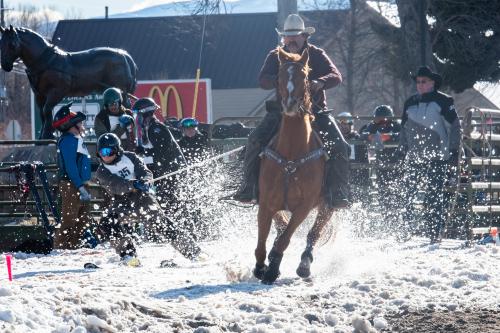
[108,0,335,18]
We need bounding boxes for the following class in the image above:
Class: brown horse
[254,48,336,284]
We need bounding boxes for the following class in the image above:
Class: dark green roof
[53,10,347,89]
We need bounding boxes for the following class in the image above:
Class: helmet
[337,112,353,124]
[96,133,122,158]
[373,105,394,118]
[103,88,123,108]
[53,102,86,131]
[132,97,159,114]
[179,117,199,129]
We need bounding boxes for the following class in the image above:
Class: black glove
[135,146,145,155]
[265,100,282,113]
[133,180,151,192]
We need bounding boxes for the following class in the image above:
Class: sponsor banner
[31,93,102,140]
[134,79,212,123]
[31,79,212,139]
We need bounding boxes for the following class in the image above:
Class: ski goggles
[106,100,120,107]
[180,118,199,128]
[339,119,353,125]
[99,147,116,157]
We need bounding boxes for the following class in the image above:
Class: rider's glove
[118,115,134,128]
[78,186,92,202]
[133,180,151,192]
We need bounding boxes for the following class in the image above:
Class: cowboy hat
[411,66,442,89]
[276,14,315,36]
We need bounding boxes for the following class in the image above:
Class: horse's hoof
[253,263,267,280]
[296,250,313,278]
[261,270,280,285]
[261,249,283,284]
[296,263,311,278]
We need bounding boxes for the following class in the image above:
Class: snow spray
[5,254,12,281]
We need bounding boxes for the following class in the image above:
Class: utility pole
[1,0,5,27]
[277,0,297,31]
[419,0,427,66]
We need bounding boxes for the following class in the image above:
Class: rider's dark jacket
[360,121,401,165]
[259,42,342,112]
[399,90,461,162]
[94,106,135,151]
[138,116,186,178]
[178,132,209,164]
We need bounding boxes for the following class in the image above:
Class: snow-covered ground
[1,206,499,333]
[1,160,499,332]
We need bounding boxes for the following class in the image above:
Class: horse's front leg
[297,204,335,278]
[262,208,310,284]
[40,94,64,139]
[254,207,274,280]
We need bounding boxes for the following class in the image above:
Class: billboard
[31,79,212,139]
[135,79,212,123]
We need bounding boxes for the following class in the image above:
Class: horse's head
[0,26,21,72]
[277,47,311,116]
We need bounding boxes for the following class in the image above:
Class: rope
[152,145,244,183]
[191,4,208,118]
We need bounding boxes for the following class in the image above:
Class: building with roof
[52,10,350,122]
[52,6,498,124]
[1,5,497,142]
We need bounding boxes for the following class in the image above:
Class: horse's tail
[123,51,138,94]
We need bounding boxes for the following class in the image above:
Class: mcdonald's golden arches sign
[135,79,212,123]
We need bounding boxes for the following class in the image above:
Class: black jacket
[94,106,135,151]
[178,132,209,164]
[140,117,187,177]
[360,121,401,164]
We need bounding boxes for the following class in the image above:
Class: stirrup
[231,185,256,203]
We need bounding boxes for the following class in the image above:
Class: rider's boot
[314,112,351,209]
[324,158,350,209]
[232,137,260,203]
[233,102,282,203]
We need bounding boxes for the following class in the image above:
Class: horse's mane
[14,27,53,46]
[278,48,301,61]
[276,47,310,73]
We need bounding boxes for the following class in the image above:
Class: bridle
[279,61,311,116]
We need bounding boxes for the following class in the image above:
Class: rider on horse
[233,14,350,209]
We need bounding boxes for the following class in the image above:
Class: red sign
[134,79,212,123]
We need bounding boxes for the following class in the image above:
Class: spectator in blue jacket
[53,102,94,249]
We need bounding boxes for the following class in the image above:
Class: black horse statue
[0,26,137,139]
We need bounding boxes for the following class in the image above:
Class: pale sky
[5,0,188,18]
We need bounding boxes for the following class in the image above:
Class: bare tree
[191,0,227,15]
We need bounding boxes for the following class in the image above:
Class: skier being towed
[94,133,201,261]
